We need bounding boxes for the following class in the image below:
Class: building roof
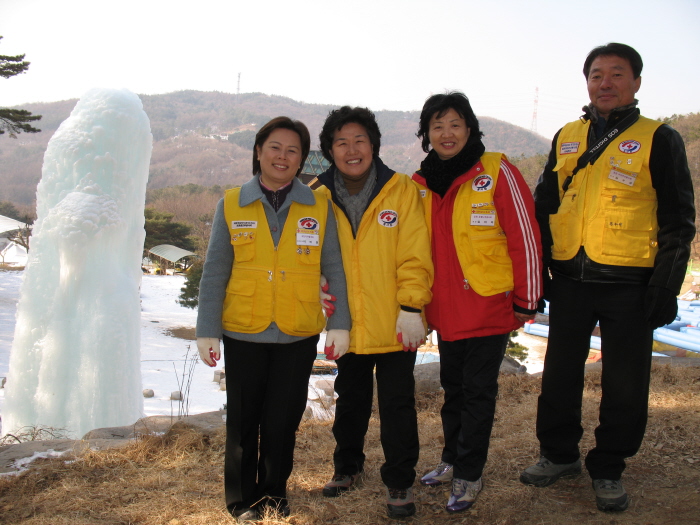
[0,214,29,235]
[302,150,330,176]
[148,244,198,263]
[300,150,331,188]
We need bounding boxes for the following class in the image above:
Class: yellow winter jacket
[221,187,328,336]
[317,168,433,354]
[550,116,662,266]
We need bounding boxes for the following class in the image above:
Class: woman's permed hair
[319,106,381,162]
[252,116,311,176]
[416,91,483,153]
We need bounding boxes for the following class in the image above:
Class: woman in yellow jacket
[315,106,433,519]
[196,117,350,522]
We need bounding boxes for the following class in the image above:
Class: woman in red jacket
[411,92,542,513]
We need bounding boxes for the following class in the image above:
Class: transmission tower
[530,87,539,134]
[236,73,241,104]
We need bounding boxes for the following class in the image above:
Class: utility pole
[236,73,241,104]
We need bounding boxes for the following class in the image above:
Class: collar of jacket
[239,174,315,208]
[580,103,640,142]
[580,100,639,123]
[317,156,396,205]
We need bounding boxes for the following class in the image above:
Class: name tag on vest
[232,221,257,229]
[297,229,319,246]
[470,210,496,226]
[608,168,637,187]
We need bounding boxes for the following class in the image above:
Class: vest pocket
[462,233,513,295]
[296,245,321,265]
[550,209,579,259]
[601,210,652,258]
[292,282,322,333]
[232,235,255,262]
[224,278,256,327]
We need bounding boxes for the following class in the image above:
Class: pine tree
[178,259,203,309]
[1,36,41,138]
[144,208,196,251]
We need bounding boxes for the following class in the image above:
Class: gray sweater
[196,175,351,343]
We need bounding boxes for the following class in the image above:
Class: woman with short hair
[196,116,350,522]
[412,92,542,513]
[316,106,433,520]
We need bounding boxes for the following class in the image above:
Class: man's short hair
[319,106,381,163]
[416,91,483,153]
[583,43,643,79]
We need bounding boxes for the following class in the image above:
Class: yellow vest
[550,116,661,266]
[419,152,514,296]
[221,187,328,336]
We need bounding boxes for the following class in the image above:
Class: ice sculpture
[2,88,152,438]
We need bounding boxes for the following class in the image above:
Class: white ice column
[2,88,152,438]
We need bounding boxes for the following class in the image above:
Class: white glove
[197,337,220,367]
[319,274,336,317]
[324,329,350,360]
[395,310,425,351]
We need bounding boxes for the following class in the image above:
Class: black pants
[223,335,318,514]
[536,275,653,480]
[437,332,508,481]
[332,350,419,489]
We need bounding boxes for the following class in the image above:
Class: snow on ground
[0,272,385,429]
[0,270,538,434]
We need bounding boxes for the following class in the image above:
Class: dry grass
[164,327,197,341]
[1,362,699,524]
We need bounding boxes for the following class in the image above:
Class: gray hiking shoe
[322,472,361,497]
[420,461,454,486]
[386,486,416,519]
[593,479,629,512]
[520,456,582,487]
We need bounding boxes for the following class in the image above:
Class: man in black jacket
[520,43,695,512]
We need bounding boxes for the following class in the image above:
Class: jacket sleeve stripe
[500,160,541,306]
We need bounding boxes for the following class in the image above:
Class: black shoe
[231,508,258,523]
[592,479,629,512]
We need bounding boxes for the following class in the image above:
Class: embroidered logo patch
[560,142,580,154]
[378,210,398,227]
[618,140,641,154]
[472,174,493,192]
[298,217,319,230]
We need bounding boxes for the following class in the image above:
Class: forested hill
[3,90,547,204]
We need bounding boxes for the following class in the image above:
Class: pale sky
[1,0,699,140]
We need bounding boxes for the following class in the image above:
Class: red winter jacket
[413,155,542,341]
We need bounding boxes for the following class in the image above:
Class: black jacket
[534,106,695,294]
